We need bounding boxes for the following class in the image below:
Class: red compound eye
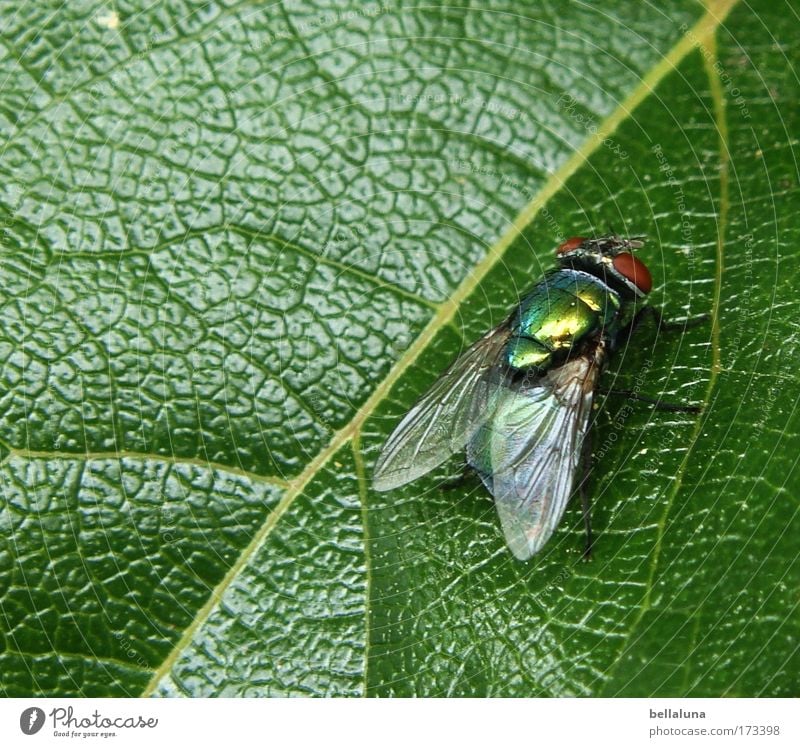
[613,252,652,294]
[556,236,586,254]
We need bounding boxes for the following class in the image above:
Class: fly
[373,235,697,560]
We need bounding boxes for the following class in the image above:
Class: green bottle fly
[374,236,655,560]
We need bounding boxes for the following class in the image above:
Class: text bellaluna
[650,709,707,719]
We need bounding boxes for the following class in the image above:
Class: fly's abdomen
[504,269,620,372]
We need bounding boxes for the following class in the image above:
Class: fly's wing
[373,324,512,491]
[468,353,600,560]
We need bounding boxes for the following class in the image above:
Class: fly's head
[556,235,652,300]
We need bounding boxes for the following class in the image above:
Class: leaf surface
[0,0,797,697]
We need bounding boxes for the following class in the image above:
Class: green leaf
[1,0,797,697]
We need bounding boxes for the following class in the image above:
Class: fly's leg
[607,306,710,413]
[627,305,710,336]
[439,464,477,491]
[578,427,594,560]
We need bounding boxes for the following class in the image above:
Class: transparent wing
[467,353,601,560]
[373,324,512,491]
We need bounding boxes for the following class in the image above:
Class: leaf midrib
[140,0,739,696]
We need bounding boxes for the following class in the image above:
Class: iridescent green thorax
[504,268,631,372]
